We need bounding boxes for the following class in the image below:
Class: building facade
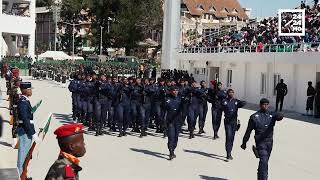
[0,0,35,59]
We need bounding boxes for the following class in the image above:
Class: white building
[162,0,320,113]
[0,0,35,59]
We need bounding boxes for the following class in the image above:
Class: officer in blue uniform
[140,78,154,137]
[164,86,182,160]
[115,77,132,137]
[83,74,96,130]
[78,74,86,124]
[94,74,112,136]
[241,98,283,180]
[186,80,200,139]
[68,74,81,121]
[17,82,38,177]
[213,82,227,139]
[198,80,209,134]
[152,78,166,134]
[221,89,246,160]
[130,78,145,133]
[178,79,189,131]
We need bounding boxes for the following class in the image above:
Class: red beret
[54,124,84,138]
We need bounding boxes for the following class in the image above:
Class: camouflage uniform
[45,156,82,180]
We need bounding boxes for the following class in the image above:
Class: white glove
[32,134,41,143]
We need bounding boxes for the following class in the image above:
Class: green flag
[32,100,43,113]
[41,113,52,140]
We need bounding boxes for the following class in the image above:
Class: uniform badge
[223,101,227,105]
[65,165,75,178]
[235,101,238,105]
[269,115,272,118]
[255,114,259,117]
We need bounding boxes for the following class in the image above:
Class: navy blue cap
[20,82,32,89]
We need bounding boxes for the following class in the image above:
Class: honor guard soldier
[17,82,39,178]
[165,86,183,160]
[45,124,86,180]
[221,89,246,160]
[241,98,284,180]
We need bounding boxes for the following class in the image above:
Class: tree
[58,0,91,55]
[36,0,53,7]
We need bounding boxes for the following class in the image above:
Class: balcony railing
[179,42,320,54]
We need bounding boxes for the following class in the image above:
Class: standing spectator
[306,81,316,116]
[275,79,288,112]
[314,82,320,118]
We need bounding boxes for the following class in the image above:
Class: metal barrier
[179,42,320,54]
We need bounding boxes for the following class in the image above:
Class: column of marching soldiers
[29,64,284,180]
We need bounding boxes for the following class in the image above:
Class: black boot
[189,130,194,139]
[198,128,205,134]
[226,154,233,161]
[169,151,175,160]
[213,133,220,140]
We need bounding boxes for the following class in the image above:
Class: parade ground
[0,77,320,180]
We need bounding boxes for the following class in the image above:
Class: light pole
[100,26,104,55]
[60,21,84,59]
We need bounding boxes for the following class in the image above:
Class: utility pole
[100,26,104,55]
[54,5,57,51]
[72,23,75,58]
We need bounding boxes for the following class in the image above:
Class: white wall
[178,52,320,113]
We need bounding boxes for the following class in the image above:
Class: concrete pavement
[0,77,319,180]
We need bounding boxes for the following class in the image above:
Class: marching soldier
[212,82,227,139]
[275,79,288,112]
[130,78,145,133]
[221,89,246,161]
[45,124,86,180]
[241,98,284,180]
[198,80,209,134]
[165,86,183,160]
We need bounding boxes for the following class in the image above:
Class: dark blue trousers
[212,107,223,135]
[152,102,163,129]
[224,118,237,156]
[94,98,109,126]
[198,103,208,129]
[167,120,181,152]
[131,101,145,129]
[143,104,152,131]
[257,141,273,180]
[116,103,130,132]
[187,103,199,132]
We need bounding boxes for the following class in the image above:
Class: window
[197,4,204,11]
[209,6,216,12]
[227,70,232,87]
[273,74,281,95]
[261,73,267,94]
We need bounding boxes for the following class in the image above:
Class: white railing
[179,42,320,54]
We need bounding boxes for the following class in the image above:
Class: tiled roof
[183,0,249,19]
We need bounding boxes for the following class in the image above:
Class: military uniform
[165,87,182,159]
[45,124,85,180]
[45,155,82,180]
[17,82,36,175]
[242,109,283,180]
[221,97,246,159]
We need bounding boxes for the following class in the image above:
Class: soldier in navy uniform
[140,78,154,137]
[221,89,246,160]
[17,82,38,179]
[68,74,81,121]
[212,82,227,139]
[130,78,145,133]
[114,77,132,137]
[45,124,86,180]
[198,80,209,134]
[164,86,183,160]
[241,98,284,180]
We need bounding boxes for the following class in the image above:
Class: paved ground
[0,77,320,180]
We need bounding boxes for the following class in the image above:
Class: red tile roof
[183,0,249,20]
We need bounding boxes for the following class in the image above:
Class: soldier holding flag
[16,82,39,178]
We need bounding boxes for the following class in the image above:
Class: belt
[18,120,34,124]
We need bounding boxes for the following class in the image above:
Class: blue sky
[239,0,312,19]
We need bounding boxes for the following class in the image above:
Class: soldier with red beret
[45,124,86,180]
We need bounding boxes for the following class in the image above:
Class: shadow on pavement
[0,141,12,147]
[130,148,168,160]
[183,149,227,162]
[244,103,320,125]
[199,175,228,180]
